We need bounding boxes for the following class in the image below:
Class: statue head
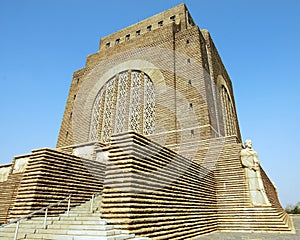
[244,139,252,149]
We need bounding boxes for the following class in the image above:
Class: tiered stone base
[0,132,295,239]
[100,132,294,238]
[101,132,218,239]
[2,148,106,223]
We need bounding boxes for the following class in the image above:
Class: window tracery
[220,85,237,136]
[115,72,129,133]
[129,71,142,132]
[143,74,155,134]
[100,77,117,142]
[89,70,155,143]
[89,89,103,141]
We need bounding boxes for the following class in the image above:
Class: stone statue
[12,157,29,173]
[0,166,11,182]
[240,140,271,206]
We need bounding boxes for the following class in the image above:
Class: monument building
[0,3,295,239]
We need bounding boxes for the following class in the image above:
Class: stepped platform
[0,134,295,239]
[214,139,293,232]
[196,215,300,239]
[0,148,106,223]
[100,132,218,239]
[0,195,150,240]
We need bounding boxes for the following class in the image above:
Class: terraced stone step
[46,224,115,230]
[218,224,291,230]
[25,233,136,240]
[34,228,123,236]
[142,222,217,239]
[56,215,101,221]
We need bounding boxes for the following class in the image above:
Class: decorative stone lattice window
[143,74,155,135]
[115,71,129,133]
[129,71,142,132]
[101,78,116,142]
[89,70,155,143]
[89,88,103,141]
[220,85,237,136]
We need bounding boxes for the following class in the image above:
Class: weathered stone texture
[101,132,218,239]
[56,3,235,154]
[0,3,294,239]
[0,149,105,223]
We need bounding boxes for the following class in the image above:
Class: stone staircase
[0,196,150,240]
[214,140,294,232]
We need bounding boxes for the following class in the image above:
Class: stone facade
[0,3,294,239]
[56,3,241,158]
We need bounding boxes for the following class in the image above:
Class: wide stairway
[0,196,149,240]
[214,140,294,232]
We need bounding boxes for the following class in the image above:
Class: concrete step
[59,213,101,217]
[25,233,136,240]
[218,224,291,230]
[47,224,114,231]
[34,228,122,236]
[0,228,34,239]
[133,238,151,240]
[46,219,107,225]
[57,215,101,221]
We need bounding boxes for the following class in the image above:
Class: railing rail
[1,195,71,240]
[0,191,102,240]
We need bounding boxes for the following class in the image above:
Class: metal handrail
[2,195,71,228]
[1,195,71,240]
[90,192,102,213]
[1,192,102,240]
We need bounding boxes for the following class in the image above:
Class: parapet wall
[98,3,194,51]
[101,132,218,239]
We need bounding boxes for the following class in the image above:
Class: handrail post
[43,207,48,229]
[14,220,20,240]
[67,195,71,216]
[90,194,94,213]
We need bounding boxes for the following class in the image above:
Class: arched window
[89,88,103,141]
[89,70,155,143]
[220,85,237,136]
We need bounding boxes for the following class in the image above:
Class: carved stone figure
[0,166,11,182]
[12,157,29,173]
[240,140,271,206]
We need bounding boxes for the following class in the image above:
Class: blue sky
[0,0,299,207]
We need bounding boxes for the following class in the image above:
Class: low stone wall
[101,132,218,240]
